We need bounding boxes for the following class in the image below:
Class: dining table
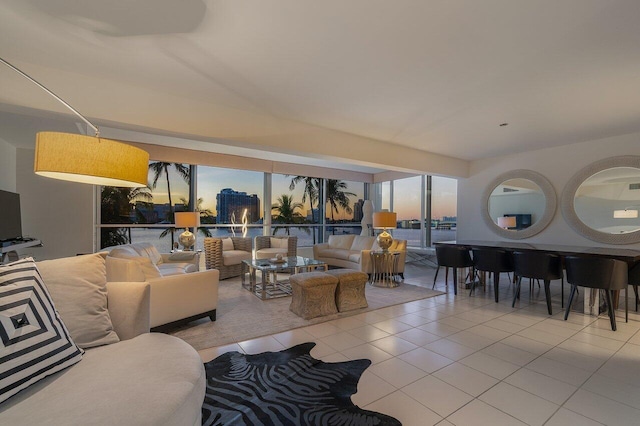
[433,240,640,309]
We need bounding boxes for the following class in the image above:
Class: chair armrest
[231,237,252,252]
[147,269,219,329]
[106,281,150,340]
[392,249,407,272]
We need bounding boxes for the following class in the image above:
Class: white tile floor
[197,265,640,426]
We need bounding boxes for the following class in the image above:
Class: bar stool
[472,249,513,303]
[512,251,563,315]
[564,256,628,331]
[629,262,640,312]
[433,245,473,295]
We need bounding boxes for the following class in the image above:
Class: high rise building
[216,188,261,224]
[353,199,364,222]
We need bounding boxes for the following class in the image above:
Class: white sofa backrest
[350,236,376,251]
[327,234,356,249]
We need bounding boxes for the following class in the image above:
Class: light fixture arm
[0,57,99,137]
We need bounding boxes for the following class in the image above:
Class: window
[393,176,422,247]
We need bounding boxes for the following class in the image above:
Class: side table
[369,251,400,287]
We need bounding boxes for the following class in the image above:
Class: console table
[1,239,42,264]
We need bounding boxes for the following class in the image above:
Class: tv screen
[0,190,22,241]
[504,214,532,230]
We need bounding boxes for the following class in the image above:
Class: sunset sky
[147,165,457,220]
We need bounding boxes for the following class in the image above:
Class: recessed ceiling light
[499,123,509,127]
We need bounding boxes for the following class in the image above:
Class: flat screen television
[504,213,532,230]
[0,190,22,241]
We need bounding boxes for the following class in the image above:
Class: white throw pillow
[221,237,234,251]
[270,237,289,249]
[37,253,120,349]
[0,258,84,404]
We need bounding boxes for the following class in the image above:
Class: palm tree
[326,179,356,222]
[180,197,214,237]
[149,162,190,246]
[289,176,321,242]
[271,194,308,236]
[100,185,153,248]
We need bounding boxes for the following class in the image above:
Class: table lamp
[175,212,200,250]
[372,211,397,252]
[497,216,517,229]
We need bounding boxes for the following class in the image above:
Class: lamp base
[179,230,195,250]
[376,230,393,252]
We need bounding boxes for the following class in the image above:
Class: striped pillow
[0,258,83,403]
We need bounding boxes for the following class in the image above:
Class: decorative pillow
[37,253,120,349]
[270,237,289,249]
[221,237,234,251]
[0,258,84,404]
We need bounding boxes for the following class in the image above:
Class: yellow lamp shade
[34,132,149,187]
[175,212,200,228]
[372,211,397,229]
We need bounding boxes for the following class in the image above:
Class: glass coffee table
[242,256,328,300]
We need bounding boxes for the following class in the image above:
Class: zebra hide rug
[202,342,401,426]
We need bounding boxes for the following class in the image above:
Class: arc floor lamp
[1,57,149,187]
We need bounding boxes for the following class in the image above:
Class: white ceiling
[2,0,640,173]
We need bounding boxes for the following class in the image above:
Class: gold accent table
[369,251,401,288]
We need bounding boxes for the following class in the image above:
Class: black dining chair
[564,256,628,331]
[512,251,563,315]
[629,262,640,312]
[472,248,514,303]
[433,245,474,296]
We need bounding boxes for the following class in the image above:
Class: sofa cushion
[256,247,288,260]
[221,237,234,251]
[0,258,84,404]
[130,243,163,265]
[37,253,120,349]
[0,333,205,425]
[350,236,376,252]
[330,249,354,261]
[270,237,289,249]
[157,263,198,276]
[327,235,355,250]
[223,250,252,266]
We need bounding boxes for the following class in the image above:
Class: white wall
[15,148,94,260]
[457,131,640,248]
[0,139,16,192]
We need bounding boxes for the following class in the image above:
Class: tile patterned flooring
[197,264,640,426]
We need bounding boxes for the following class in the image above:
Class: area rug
[170,277,443,350]
[202,342,401,426]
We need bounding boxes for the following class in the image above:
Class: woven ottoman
[326,269,369,312]
[289,272,339,319]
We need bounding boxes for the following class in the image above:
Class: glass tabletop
[243,256,326,271]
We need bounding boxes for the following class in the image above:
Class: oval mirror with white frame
[482,170,557,239]
[561,156,640,244]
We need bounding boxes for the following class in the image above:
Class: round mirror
[483,170,556,239]
[562,156,640,244]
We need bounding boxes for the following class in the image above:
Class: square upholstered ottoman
[326,269,368,312]
[289,272,338,319]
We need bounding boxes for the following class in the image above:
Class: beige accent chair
[204,237,252,280]
[254,236,298,259]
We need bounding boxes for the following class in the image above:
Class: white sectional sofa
[0,254,205,425]
[104,242,200,275]
[313,234,407,276]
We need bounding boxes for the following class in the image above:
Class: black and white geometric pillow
[0,258,83,403]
